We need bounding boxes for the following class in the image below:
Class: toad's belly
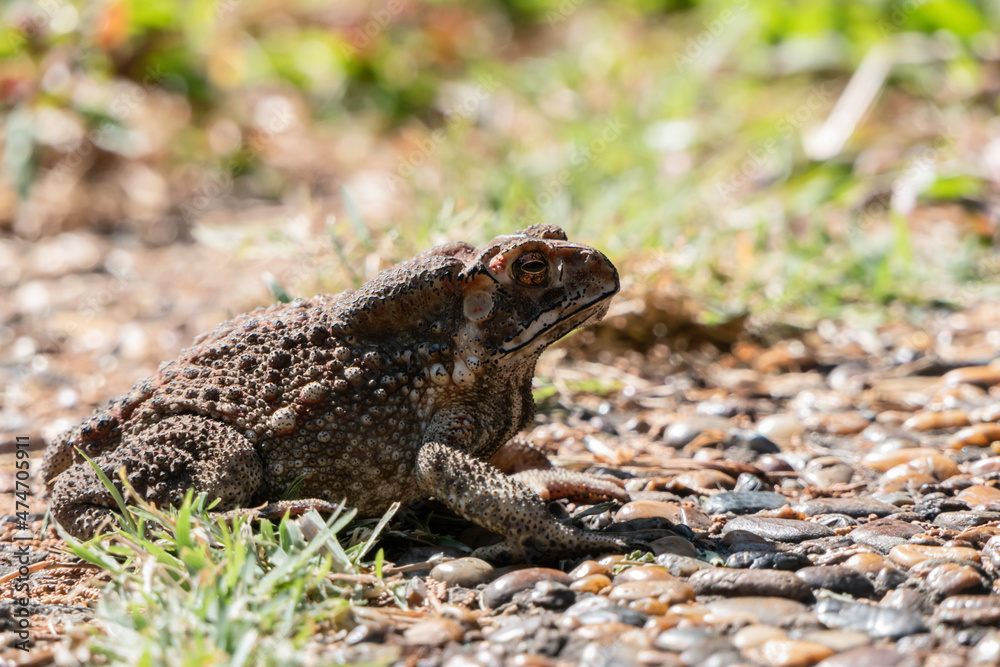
[258,443,423,516]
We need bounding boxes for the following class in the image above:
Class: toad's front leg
[415,440,636,563]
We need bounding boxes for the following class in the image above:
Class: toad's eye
[512,252,549,286]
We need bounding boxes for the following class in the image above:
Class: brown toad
[42,224,635,561]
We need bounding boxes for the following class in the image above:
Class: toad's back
[42,252,495,515]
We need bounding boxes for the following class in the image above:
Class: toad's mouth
[499,289,617,355]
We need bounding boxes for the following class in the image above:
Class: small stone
[703,491,790,515]
[689,568,813,602]
[795,566,875,598]
[665,417,732,447]
[403,618,464,645]
[801,457,855,487]
[569,574,612,594]
[732,624,788,649]
[480,568,571,609]
[608,580,695,605]
[849,519,923,554]
[529,580,575,610]
[794,497,899,518]
[655,554,715,576]
[925,563,985,597]
[957,485,1000,509]
[757,414,804,446]
[814,647,907,667]
[842,553,889,576]
[815,598,926,638]
[800,630,871,652]
[613,565,674,584]
[936,595,1000,625]
[934,511,1000,531]
[722,516,835,543]
[749,639,834,667]
[672,470,736,491]
[568,559,608,579]
[888,544,981,568]
[647,535,698,558]
[614,500,711,530]
[429,557,495,588]
[861,448,945,471]
[704,597,808,625]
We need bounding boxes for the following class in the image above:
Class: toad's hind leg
[49,415,262,540]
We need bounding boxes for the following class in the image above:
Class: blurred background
[2,0,1000,441]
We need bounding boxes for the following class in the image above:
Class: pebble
[655,554,715,576]
[732,624,788,649]
[654,627,716,652]
[794,497,899,518]
[726,550,812,571]
[803,411,871,435]
[970,630,1000,664]
[970,457,1000,476]
[948,422,1000,449]
[861,448,945,471]
[568,560,608,579]
[689,568,813,602]
[703,491,790,515]
[647,535,698,558]
[800,630,871,652]
[429,558,495,588]
[747,639,834,667]
[480,568,571,609]
[795,565,875,598]
[985,536,1000,574]
[757,414,804,446]
[608,580,695,605]
[957,485,1000,509]
[569,574,612,594]
[924,563,985,597]
[814,647,907,667]
[613,565,674,584]
[665,417,732,447]
[842,552,889,576]
[672,470,736,491]
[849,519,924,553]
[802,457,855,487]
[936,595,1000,625]
[814,598,926,638]
[887,544,981,568]
[403,618,464,645]
[880,455,960,481]
[943,364,1000,388]
[902,409,970,431]
[615,501,711,530]
[722,516,836,543]
[704,597,808,625]
[933,511,1000,531]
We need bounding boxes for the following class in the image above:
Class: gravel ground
[2,232,1000,666]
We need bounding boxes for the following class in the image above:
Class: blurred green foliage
[3,0,999,324]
